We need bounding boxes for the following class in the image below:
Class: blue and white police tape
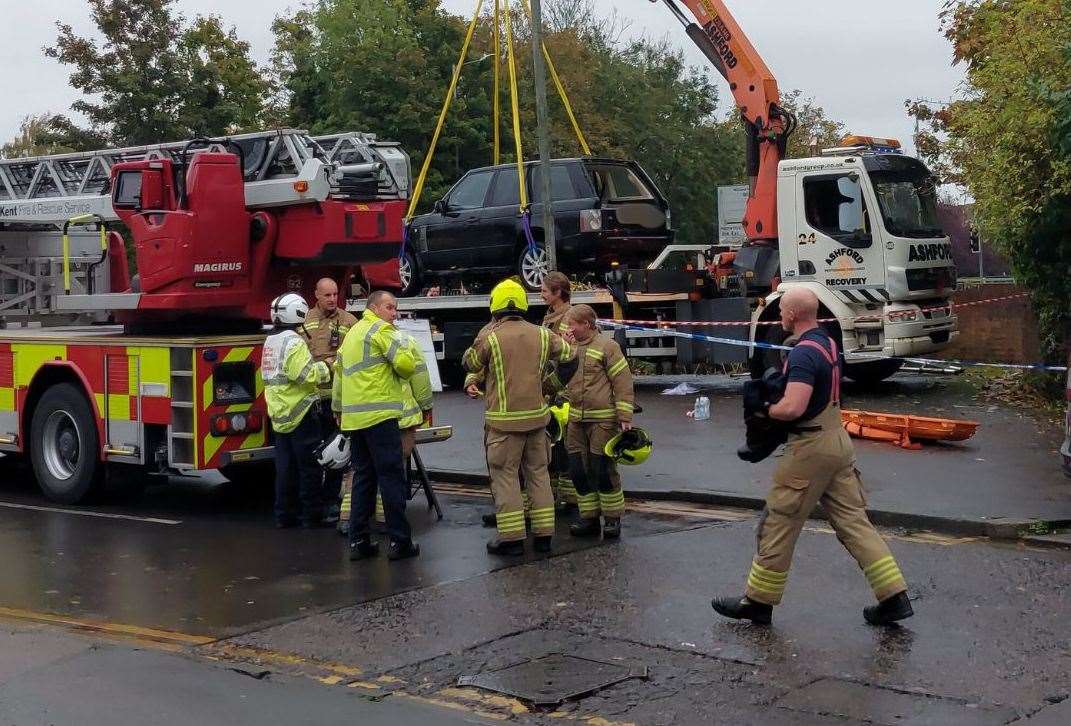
[599,321,1069,373]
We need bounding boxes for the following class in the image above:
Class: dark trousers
[348,419,412,545]
[274,413,323,525]
[317,400,343,506]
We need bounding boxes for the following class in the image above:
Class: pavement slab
[424,375,1071,530]
[0,634,493,726]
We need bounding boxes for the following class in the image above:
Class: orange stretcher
[841,410,980,450]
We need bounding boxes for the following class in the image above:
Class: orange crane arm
[654,0,796,245]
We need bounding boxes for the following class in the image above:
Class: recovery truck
[651,0,959,381]
[0,129,449,504]
[370,0,960,384]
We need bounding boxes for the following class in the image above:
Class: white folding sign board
[396,317,442,392]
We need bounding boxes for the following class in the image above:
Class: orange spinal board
[841,410,979,450]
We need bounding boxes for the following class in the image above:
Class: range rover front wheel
[517,245,549,291]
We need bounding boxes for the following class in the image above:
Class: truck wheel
[844,359,903,386]
[219,461,276,488]
[30,383,103,504]
[517,244,549,291]
[398,248,422,297]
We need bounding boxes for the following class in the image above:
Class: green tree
[779,90,845,159]
[46,0,268,146]
[910,0,1071,353]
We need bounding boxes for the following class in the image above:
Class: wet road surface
[2,465,1070,724]
[425,375,1071,528]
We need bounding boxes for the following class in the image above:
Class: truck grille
[906,266,956,292]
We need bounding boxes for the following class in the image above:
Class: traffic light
[969,227,981,253]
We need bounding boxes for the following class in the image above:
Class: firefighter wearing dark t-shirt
[712,288,914,627]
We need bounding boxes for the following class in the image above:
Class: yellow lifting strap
[406,0,486,222]
[520,0,591,156]
[502,0,529,209]
[492,0,502,165]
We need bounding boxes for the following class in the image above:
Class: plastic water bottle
[694,396,710,421]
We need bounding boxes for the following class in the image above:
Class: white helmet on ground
[316,433,351,470]
[270,293,310,326]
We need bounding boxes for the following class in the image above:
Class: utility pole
[529,0,557,272]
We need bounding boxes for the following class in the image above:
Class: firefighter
[368,333,434,527]
[711,287,913,626]
[561,304,634,539]
[334,290,420,562]
[462,279,574,556]
[302,277,358,525]
[263,293,332,528]
[540,271,577,510]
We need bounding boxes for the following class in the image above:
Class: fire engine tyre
[30,383,103,504]
[517,245,550,292]
[398,248,422,298]
[844,359,904,385]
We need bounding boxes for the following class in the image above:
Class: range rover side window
[489,168,521,207]
[447,172,494,210]
[530,165,578,202]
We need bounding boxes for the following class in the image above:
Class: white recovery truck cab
[748,140,958,382]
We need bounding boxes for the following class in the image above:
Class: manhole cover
[457,653,647,706]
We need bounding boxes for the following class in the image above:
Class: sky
[1,0,964,156]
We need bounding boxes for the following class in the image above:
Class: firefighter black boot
[711,595,773,625]
[569,517,602,538]
[602,517,621,539]
[486,538,525,556]
[864,591,914,626]
[387,539,420,561]
[349,538,379,561]
[534,535,553,553]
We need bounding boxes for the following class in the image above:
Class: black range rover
[403,158,674,294]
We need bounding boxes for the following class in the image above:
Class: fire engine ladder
[0,129,411,324]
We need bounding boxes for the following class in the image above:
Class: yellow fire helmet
[604,427,653,466]
[489,278,529,314]
[547,402,570,442]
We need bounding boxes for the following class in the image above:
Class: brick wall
[941,283,1041,364]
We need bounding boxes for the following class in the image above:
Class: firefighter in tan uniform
[463,279,575,556]
[302,277,358,526]
[711,288,913,626]
[540,272,577,509]
[561,305,633,539]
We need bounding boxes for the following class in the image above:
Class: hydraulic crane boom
[654,0,796,245]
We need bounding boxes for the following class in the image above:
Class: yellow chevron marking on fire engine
[0,388,14,411]
[0,607,212,646]
[131,346,171,394]
[224,346,254,363]
[11,343,67,386]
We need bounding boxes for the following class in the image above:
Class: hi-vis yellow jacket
[262,329,331,434]
[332,309,416,431]
[399,338,433,429]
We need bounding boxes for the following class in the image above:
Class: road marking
[0,606,213,646]
[0,501,181,525]
[201,642,364,678]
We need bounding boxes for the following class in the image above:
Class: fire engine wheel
[398,248,421,297]
[30,383,103,504]
[517,245,549,291]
